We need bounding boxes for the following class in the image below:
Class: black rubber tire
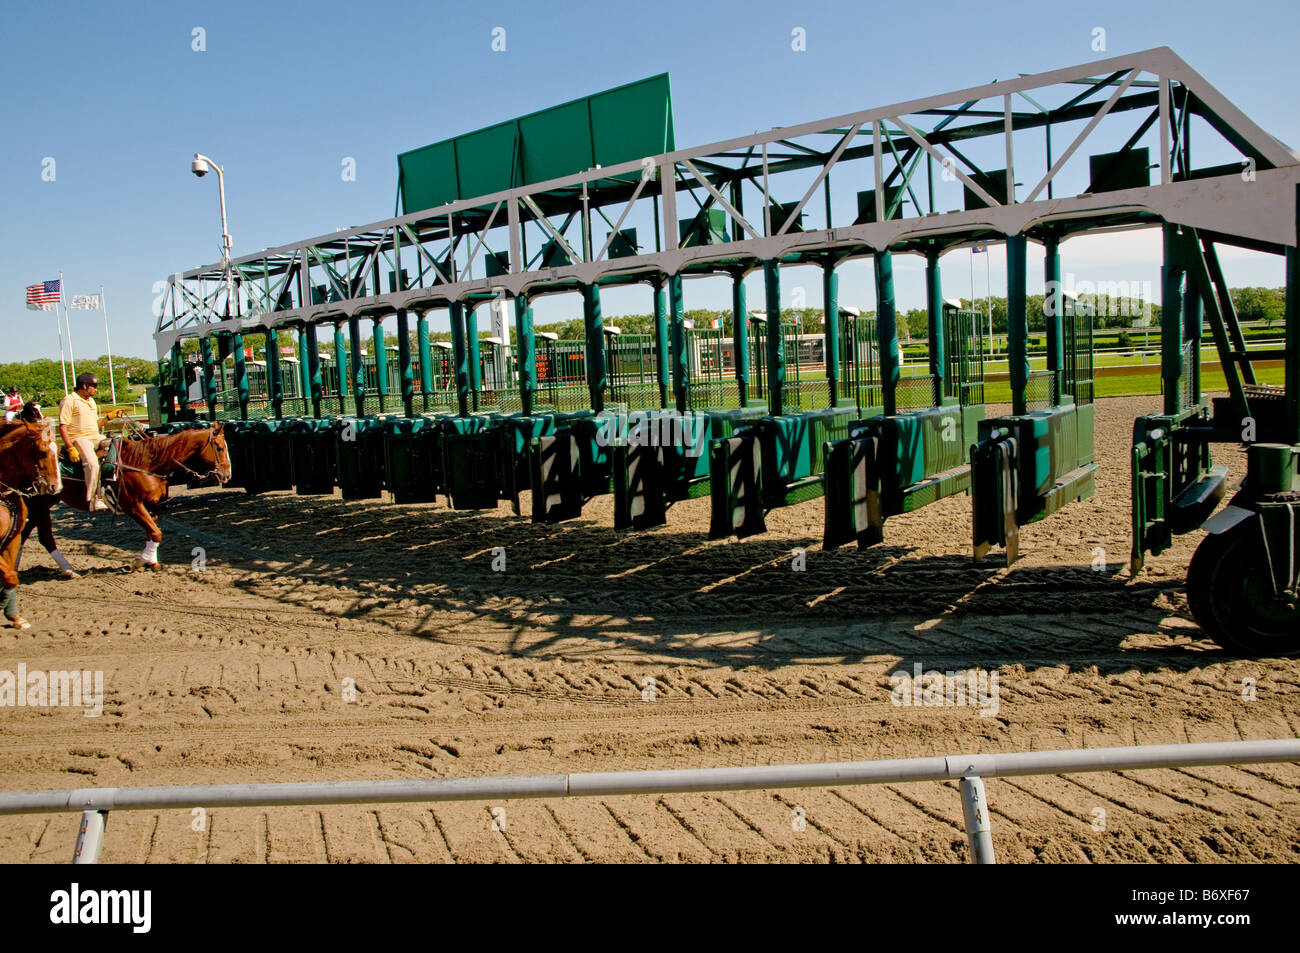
[1186,528,1232,648]
[1188,517,1300,657]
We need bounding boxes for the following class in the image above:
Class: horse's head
[15,420,62,497]
[18,401,44,423]
[195,423,232,485]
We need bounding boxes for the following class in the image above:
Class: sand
[0,393,1297,863]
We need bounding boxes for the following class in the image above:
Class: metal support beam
[582,284,606,413]
[396,309,414,418]
[200,335,216,421]
[1044,233,1064,403]
[1161,225,1186,415]
[266,326,283,419]
[231,330,249,420]
[1289,186,1300,445]
[732,274,750,407]
[465,306,480,411]
[297,326,310,408]
[653,280,670,409]
[1006,234,1029,415]
[333,323,348,399]
[925,249,944,405]
[372,318,388,413]
[669,274,688,413]
[72,809,106,864]
[764,261,784,416]
[305,324,322,418]
[959,776,996,864]
[416,311,433,411]
[515,294,536,417]
[449,302,469,417]
[875,251,898,417]
[823,262,839,407]
[1182,265,1203,410]
[348,314,365,418]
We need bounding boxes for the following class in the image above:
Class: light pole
[191,153,235,317]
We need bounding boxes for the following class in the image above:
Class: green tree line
[1,355,156,410]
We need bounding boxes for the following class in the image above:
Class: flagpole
[100,285,117,405]
[54,285,69,397]
[60,270,78,382]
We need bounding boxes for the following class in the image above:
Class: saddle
[59,436,122,483]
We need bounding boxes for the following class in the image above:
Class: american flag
[26,280,61,310]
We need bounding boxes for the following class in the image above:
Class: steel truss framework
[156,46,1300,364]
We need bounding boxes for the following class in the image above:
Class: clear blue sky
[2,0,1297,363]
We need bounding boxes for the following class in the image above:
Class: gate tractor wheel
[1187,517,1300,657]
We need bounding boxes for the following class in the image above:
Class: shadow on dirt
[34,485,1224,675]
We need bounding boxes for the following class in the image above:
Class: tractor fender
[1201,503,1255,535]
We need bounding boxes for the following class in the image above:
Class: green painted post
[449,301,470,417]
[231,330,249,420]
[416,310,433,411]
[305,324,322,418]
[372,319,388,414]
[653,280,670,409]
[668,274,688,413]
[764,261,785,417]
[874,252,899,417]
[465,304,480,412]
[1160,225,1186,416]
[515,294,536,416]
[732,273,750,407]
[297,326,310,409]
[167,344,183,420]
[266,327,283,419]
[1288,186,1300,444]
[396,309,414,417]
[348,314,365,418]
[1183,272,1203,408]
[1044,234,1064,404]
[199,335,216,421]
[823,262,839,408]
[1006,235,1029,416]
[333,322,349,401]
[925,249,945,406]
[582,284,607,412]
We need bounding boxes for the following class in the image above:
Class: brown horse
[0,419,62,628]
[21,420,232,573]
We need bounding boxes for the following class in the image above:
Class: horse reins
[113,428,229,482]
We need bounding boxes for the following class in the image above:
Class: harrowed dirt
[0,393,1296,863]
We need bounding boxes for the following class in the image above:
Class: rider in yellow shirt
[58,372,124,512]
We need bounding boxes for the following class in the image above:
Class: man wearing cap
[58,373,120,511]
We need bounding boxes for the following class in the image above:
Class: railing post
[72,809,106,864]
[959,776,996,864]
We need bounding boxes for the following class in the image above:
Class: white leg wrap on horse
[142,541,159,563]
[51,550,75,573]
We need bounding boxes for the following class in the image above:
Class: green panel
[963,170,1009,210]
[855,188,903,224]
[589,74,675,169]
[398,74,674,214]
[455,121,520,201]
[398,140,459,213]
[679,208,728,247]
[1088,148,1150,194]
[520,100,593,185]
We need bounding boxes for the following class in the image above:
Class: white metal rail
[1,740,1295,864]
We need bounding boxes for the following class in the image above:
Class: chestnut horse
[0,418,62,628]
[21,419,231,572]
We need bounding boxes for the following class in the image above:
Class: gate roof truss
[156,47,1299,357]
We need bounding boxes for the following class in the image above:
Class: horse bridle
[116,427,231,483]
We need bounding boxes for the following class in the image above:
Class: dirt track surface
[1,394,1297,863]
